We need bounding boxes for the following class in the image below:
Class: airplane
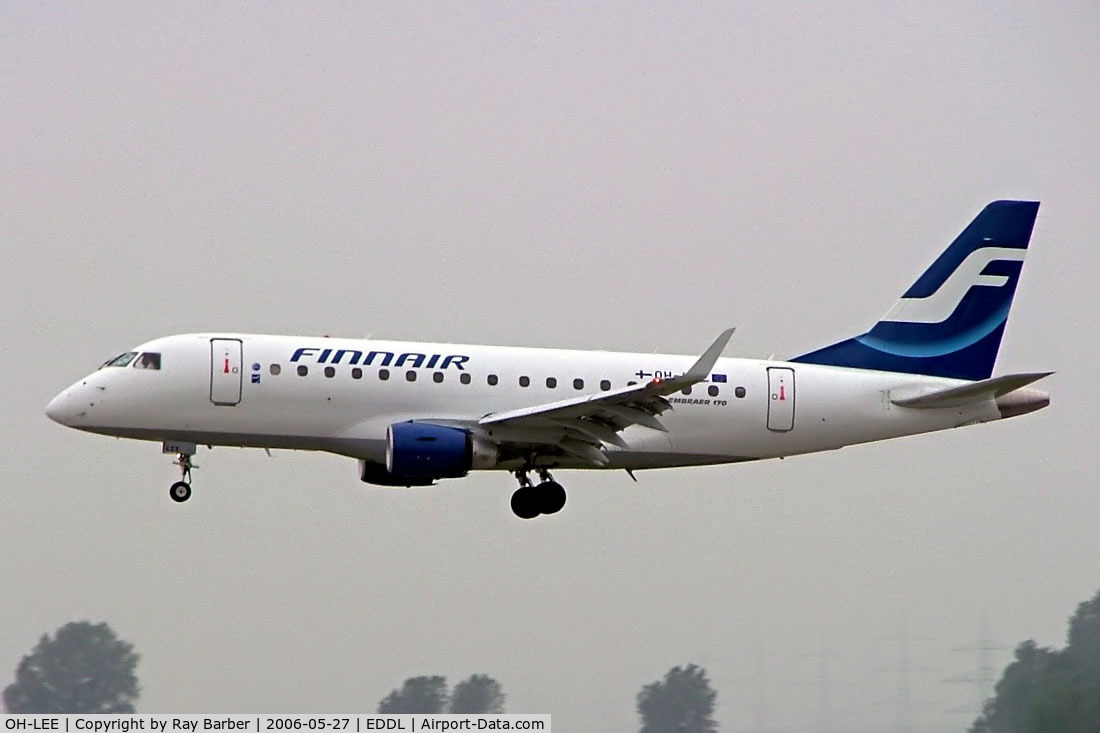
[46,200,1051,518]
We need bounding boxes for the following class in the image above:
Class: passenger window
[352,367,362,379]
[297,365,308,377]
[270,364,281,376]
[488,374,498,386]
[324,366,336,378]
[379,369,390,381]
[406,370,417,382]
[102,352,137,368]
[681,386,692,395]
[600,379,611,391]
[573,378,584,390]
[433,372,444,383]
[546,377,557,388]
[460,373,471,385]
[133,352,161,370]
[735,386,746,398]
[519,376,530,387]
[708,385,719,397]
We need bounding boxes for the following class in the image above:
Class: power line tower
[752,643,769,733]
[720,642,773,733]
[798,636,836,733]
[878,617,934,733]
[691,629,738,732]
[945,613,1010,720]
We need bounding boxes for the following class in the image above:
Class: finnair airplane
[47,200,1050,518]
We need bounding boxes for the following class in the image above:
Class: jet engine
[358,422,498,487]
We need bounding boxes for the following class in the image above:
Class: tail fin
[791,200,1039,381]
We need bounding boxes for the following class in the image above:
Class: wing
[471,329,735,466]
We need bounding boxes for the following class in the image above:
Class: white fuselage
[46,333,1016,472]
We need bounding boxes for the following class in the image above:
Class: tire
[540,481,567,515]
[510,487,540,519]
[169,481,192,503]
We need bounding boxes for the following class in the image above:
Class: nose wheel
[169,451,196,503]
[510,468,567,519]
[169,480,192,502]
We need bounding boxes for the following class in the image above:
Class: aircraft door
[767,367,795,431]
[210,338,243,406]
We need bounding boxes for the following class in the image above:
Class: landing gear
[169,481,192,503]
[541,481,567,515]
[510,484,541,520]
[169,450,196,503]
[510,468,567,519]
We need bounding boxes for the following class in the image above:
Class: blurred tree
[449,674,505,713]
[3,621,140,713]
[1023,664,1100,733]
[971,587,1100,733]
[378,676,449,713]
[970,641,1056,733]
[636,663,717,733]
[1065,588,1100,683]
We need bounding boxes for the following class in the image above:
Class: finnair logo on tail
[881,247,1026,324]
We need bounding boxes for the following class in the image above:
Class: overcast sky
[3,2,1099,730]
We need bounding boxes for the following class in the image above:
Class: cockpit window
[101,352,137,368]
[133,352,161,370]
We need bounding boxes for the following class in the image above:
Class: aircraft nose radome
[46,386,83,426]
[45,391,67,424]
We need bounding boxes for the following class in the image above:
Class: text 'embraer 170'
[47,201,1051,518]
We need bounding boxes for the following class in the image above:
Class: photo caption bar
[0,716,550,733]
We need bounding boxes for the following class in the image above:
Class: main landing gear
[169,451,195,503]
[510,468,567,519]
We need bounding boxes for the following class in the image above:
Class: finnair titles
[289,347,471,371]
[47,201,1051,519]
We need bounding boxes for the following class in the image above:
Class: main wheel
[540,481,567,515]
[510,486,540,519]
[169,481,192,503]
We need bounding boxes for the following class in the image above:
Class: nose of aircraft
[46,383,86,426]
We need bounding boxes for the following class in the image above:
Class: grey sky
[3,2,1099,730]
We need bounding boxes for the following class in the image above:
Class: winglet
[672,328,735,386]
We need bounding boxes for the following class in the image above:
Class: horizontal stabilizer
[890,371,1053,409]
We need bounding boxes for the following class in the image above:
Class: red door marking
[224,357,230,374]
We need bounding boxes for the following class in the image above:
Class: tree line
[969,587,1100,733]
[1,621,717,729]
[9,588,1100,731]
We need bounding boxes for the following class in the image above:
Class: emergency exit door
[767,367,795,431]
[210,338,243,406]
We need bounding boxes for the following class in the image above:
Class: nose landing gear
[167,446,197,503]
[510,468,567,519]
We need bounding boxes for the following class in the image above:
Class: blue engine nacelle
[358,460,435,487]
[385,422,476,481]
